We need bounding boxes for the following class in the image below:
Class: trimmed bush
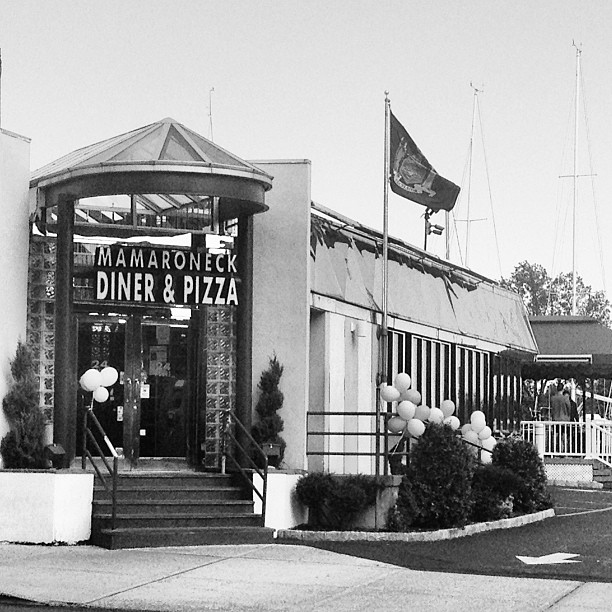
[1,342,46,469]
[251,355,286,467]
[388,424,475,530]
[491,436,552,513]
[295,472,383,530]
[471,464,523,522]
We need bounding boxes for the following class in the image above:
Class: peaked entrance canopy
[30,117,273,235]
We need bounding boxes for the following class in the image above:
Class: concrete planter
[0,470,93,544]
[347,475,402,530]
[253,470,308,530]
[304,475,402,531]
[254,472,402,531]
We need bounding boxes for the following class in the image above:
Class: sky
[1,0,611,293]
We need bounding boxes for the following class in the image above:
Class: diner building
[1,117,538,477]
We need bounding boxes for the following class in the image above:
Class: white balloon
[470,411,487,433]
[463,430,480,445]
[482,436,497,452]
[444,416,461,430]
[100,366,119,387]
[93,386,109,403]
[387,416,407,433]
[471,420,486,434]
[380,384,401,403]
[407,419,425,437]
[428,407,444,424]
[397,400,417,421]
[414,404,431,421]
[401,388,422,405]
[80,368,102,392]
[481,449,493,464]
[440,399,456,418]
[470,410,486,424]
[460,423,473,436]
[393,372,412,393]
[478,426,492,440]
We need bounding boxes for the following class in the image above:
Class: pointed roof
[30,118,273,212]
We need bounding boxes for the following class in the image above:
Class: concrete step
[91,526,275,549]
[94,485,247,502]
[92,499,254,515]
[94,472,242,489]
[92,512,263,530]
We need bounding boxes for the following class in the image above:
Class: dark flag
[389,112,460,212]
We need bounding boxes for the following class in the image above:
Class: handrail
[216,408,268,523]
[588,422,612,468]
[81,403,119,530]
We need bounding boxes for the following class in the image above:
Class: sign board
[94,245,239,306]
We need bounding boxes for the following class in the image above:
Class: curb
[277,508,555,543]
[548,479,603,489]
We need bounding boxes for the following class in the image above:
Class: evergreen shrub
[295,472,383,530]
[1,342,46,469]
[387,423,475,531]
[491,436,552,513]
[251,355,286,467]
[470,464,523,522]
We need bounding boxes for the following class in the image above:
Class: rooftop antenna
[208,87,215,142]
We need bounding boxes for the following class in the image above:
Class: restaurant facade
[1,118,537,477]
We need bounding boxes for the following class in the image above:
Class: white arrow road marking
[516,553,581,565]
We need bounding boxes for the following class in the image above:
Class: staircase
[593,461,612,489]
[90,471,275,549]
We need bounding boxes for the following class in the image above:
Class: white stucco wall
[251,160,311,471]
[0,472,93,543]
[0,129,31,465]
[253,471,308,530]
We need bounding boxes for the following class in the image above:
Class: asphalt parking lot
[306,486,612,583]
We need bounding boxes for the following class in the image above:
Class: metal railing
[521,420,612,467]
[588,422,612,467]
[307,410,387,473]
[81,406,119,530]
[218,408,269,522]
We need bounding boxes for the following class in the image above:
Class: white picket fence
[520,420,612,468]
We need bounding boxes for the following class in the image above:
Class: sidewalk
[1,541,612,611]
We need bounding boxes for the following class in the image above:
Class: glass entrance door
[77,313,193,464]
[77,317,126,453]
[139,322,189,458]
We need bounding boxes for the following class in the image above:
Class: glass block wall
[202,305,237,468]
[26,236,56,422]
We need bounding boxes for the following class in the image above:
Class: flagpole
[376,91,391,478]
[382,92,390,377]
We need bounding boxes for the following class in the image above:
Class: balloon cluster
[382,373,459,439]
[79,366,119,404]
[460,410,496,463]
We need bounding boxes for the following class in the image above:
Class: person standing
[551,382,571,421]
[551,382,571,453]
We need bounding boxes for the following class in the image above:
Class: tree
[501,261,611,326]
[500,261,549,315]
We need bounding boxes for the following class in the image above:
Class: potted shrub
[251,354,286,468]
[1,341,46,469]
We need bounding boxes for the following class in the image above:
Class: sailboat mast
[572,42,581,316]
[465,84,480,267]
